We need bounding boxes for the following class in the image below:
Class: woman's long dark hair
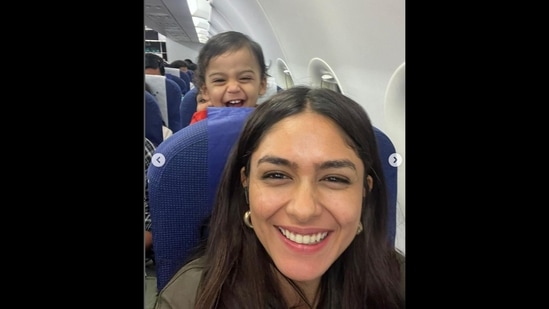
[194,86,404,309]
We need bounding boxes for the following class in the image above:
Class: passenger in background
[154,86,405,309]
[193,31,267,112]
[189,88,210,125]
[146,53,187,96]
[184,59,197,71]
[145,53,167,76]
[183,59,196,82]
[169,59,189,74]
[170,59,194,91]
[145,53,183,133]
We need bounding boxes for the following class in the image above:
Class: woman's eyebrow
[257,155,291,167]
[257,156,356,171]
[319,160,357,171]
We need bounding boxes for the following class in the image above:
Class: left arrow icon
[152,153,166,167]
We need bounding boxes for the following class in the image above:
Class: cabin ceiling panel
[144,0,199,44]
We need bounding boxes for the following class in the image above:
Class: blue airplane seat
[373,127,398,245]
[178,71,192,91]
[165,73,188,96]
[186,70,194,84]
[145,91,164,147]
[148,107,255,293]
[164,67,189,94]
[148,108,399,293]
[179,87,198,128]
[145,74,183,134]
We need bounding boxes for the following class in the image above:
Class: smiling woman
[241,110,368,286]
[145,0,405,307]
[154,86,404,309]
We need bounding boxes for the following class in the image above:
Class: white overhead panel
[187,0,212,43]
[193,17,210,30]
[145,0,203,45]
[187,0,212,20]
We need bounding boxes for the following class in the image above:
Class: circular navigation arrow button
[388,153,402,167]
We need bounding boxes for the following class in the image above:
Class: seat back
[148,107,398,292]
[148,107,255,292]
[179,87,199,128]
[145,91,165,147]
[145,74,183,133]
[186,70,194,83]
[178,70,192,90]
[373,127,398,244]
[165,67,189,94]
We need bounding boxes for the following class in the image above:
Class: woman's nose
[285,183,322,222]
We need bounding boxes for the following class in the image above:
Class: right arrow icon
[388,153,402,167]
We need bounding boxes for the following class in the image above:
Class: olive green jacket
[154,253,405,309]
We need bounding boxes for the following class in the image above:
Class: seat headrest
[206,107,255,207]
[148,107,254,292]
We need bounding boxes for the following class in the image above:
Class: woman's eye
[323,176,350,184]
[263,172,287,179]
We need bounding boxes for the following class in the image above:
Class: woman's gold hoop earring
[243,210,254,229]
[356,222,363,235]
